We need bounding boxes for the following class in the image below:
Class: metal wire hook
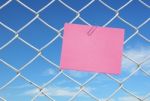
[87,26,98,36]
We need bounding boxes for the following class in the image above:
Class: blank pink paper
[60,23,124,74]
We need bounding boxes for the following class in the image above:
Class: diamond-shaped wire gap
[119,0,150,27]
[18,0,50,12]
[109,89,140,101]
[101,0,131,10]
[123,70,150,97]
[0,24,14,48]
[71,91,98,101]
[40,0,76,30]
[107,18,135,41]
[123,34,150,63]
[139,21,150,40]
[84,74,119,99]
[19,19,57,49]
[21,56,60,86]
[60,0,92,11]
[141,59,150,74]
[80,0,115,26]
[0,62,16,88]
[63,70,95,84]
[1,39,37,69]
[0,77,38,101]
[42,37,62,65]
[43,73,80,101]
[0,0,35,31]
[112,56,138,81]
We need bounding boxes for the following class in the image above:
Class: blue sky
[0,0,150,101]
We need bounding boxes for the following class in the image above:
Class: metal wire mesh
[0,0,150,101]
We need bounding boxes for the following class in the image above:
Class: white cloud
[124,47,150,63]
[24,47,150,99]
[117,96,150,101]
[118,96,142,101]
[24,86,77,97]
[101,98,115,101]
[122,47,150,73]
[24,88,39,96]
[45,87,77,96]
[23,86,95,98]
[11,84,31,89]
[42,68,57,76]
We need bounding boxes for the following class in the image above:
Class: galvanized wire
[0,0,150,101]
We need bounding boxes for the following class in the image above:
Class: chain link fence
[0,0,150,101]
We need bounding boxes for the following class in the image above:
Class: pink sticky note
[60,23,124,74]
